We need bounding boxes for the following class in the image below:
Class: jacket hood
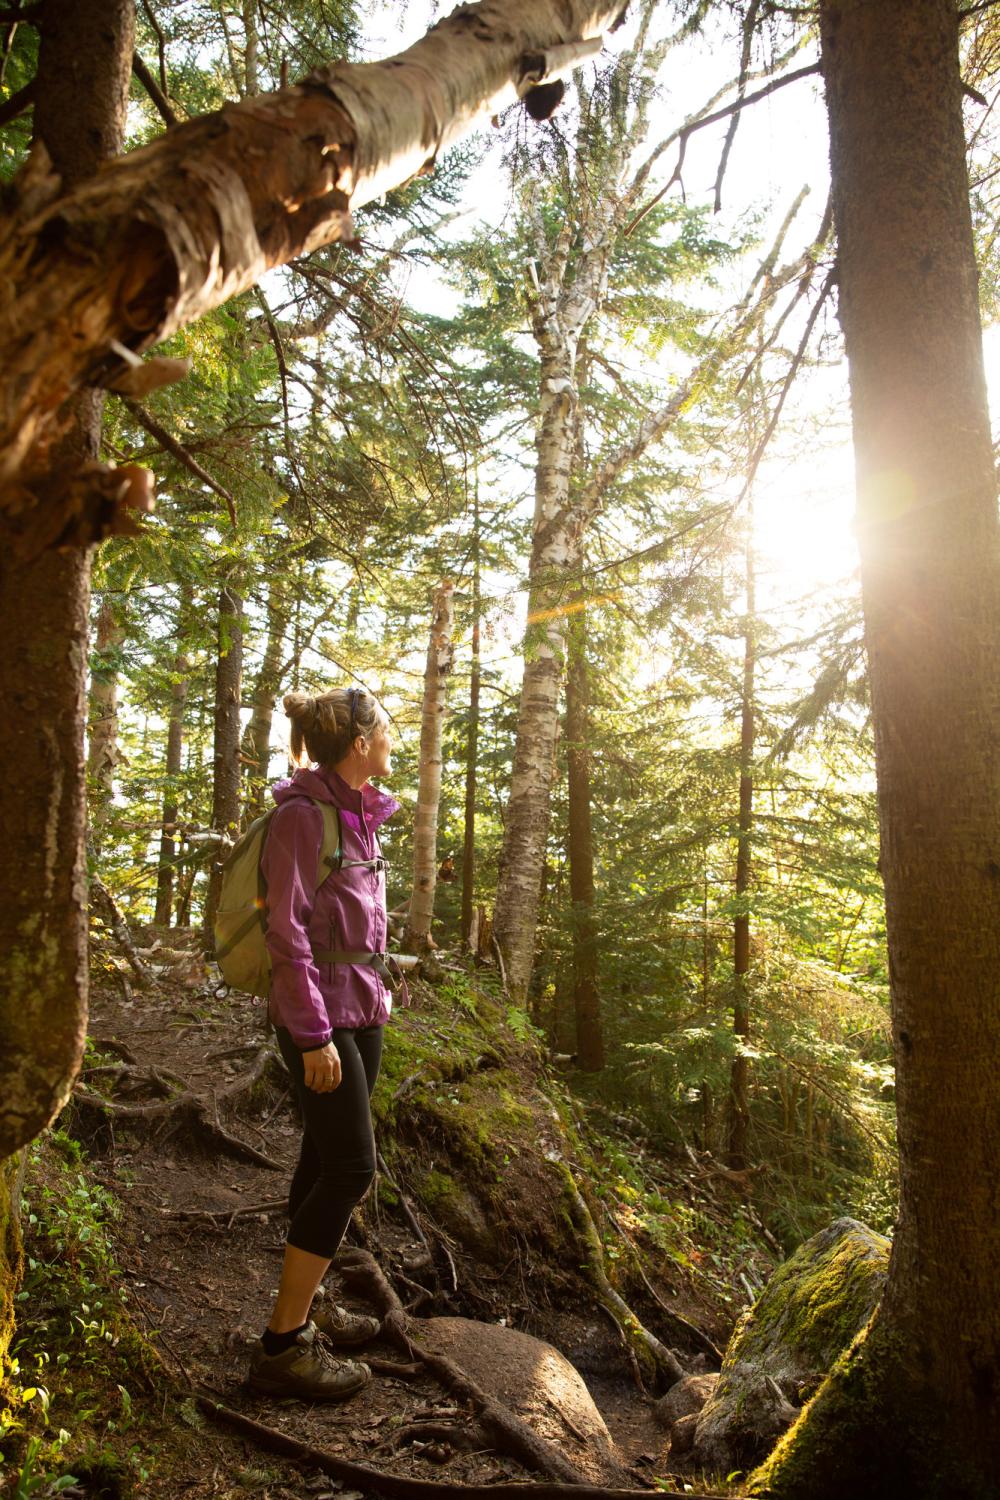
[271,764,400,832]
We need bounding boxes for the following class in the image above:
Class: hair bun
[282,690,316,725]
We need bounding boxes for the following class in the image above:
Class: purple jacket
[262,764,400,1048]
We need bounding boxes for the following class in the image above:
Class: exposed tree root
[71,1046,285,1169]
[197,1395,719,1498]
[565,1179,686,1386]
[373,1419,488,1455]
[366,1357,426,1381]
[337,1248,594,1486]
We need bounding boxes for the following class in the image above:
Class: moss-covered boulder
[691,1217,889,1476]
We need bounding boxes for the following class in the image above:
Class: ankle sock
[262,1322,308,1356]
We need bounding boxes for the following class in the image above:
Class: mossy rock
[418,1168,499,1259]
[692,1217,889,1475]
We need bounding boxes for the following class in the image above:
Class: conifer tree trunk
[243,582,290,821]
[154,651,189,927]
[752,2,1000,1493]
[87,596,126,852]
[461,515,482,949]
[728,517,755,1170]
[203,584,244,940]
[566,595,603,1070]
[406,583,455,952]
[0,0,133,1167]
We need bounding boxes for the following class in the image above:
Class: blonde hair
[283,686,385,767]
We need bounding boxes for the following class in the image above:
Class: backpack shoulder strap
[314,801,343,889]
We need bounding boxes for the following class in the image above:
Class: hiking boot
[248,1322,371,1402]
[312,1302,381,1348]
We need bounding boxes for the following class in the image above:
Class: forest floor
[7,933,772,1499]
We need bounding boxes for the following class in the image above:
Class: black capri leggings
[275,1024,383,1259]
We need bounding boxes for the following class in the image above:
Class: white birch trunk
[406,582,455,951]
[493,340,583,1001]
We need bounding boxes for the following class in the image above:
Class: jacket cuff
[295,1032,333,1052]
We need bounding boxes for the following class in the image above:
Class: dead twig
[120,396,236,525]
[132,50,177,126]
[166,1197,288,1223]
[377,1151,434,1265]
[596,1302,647,1394]
[625,62,822,237]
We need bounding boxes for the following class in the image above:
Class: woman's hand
[302,1042,342,1093]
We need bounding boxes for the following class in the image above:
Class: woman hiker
[248,685,403,1401]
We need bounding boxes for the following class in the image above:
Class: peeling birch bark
[0,0,626,539]
[406,582,456,952]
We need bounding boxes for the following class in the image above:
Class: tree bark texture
[0,0,625,536]
[0,0,133,1165]
[154,651,189,927]
[752,3,1000,1495]
[493,340,584,1001]
[87,595,125,851]
[406,582,455,951]
[243,582,291,821]
[727,520,755,1170]
[461,521,482,948]
[203,585,244,939]
[565,599,603,1071]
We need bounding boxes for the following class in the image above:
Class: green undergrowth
[0,1131,164,1498]
[379,965,771,1327]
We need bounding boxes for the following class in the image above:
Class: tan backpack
[213,800,343,998]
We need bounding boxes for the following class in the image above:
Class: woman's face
[363,719,393,780]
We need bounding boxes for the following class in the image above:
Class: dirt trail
[74,970,689,1497]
